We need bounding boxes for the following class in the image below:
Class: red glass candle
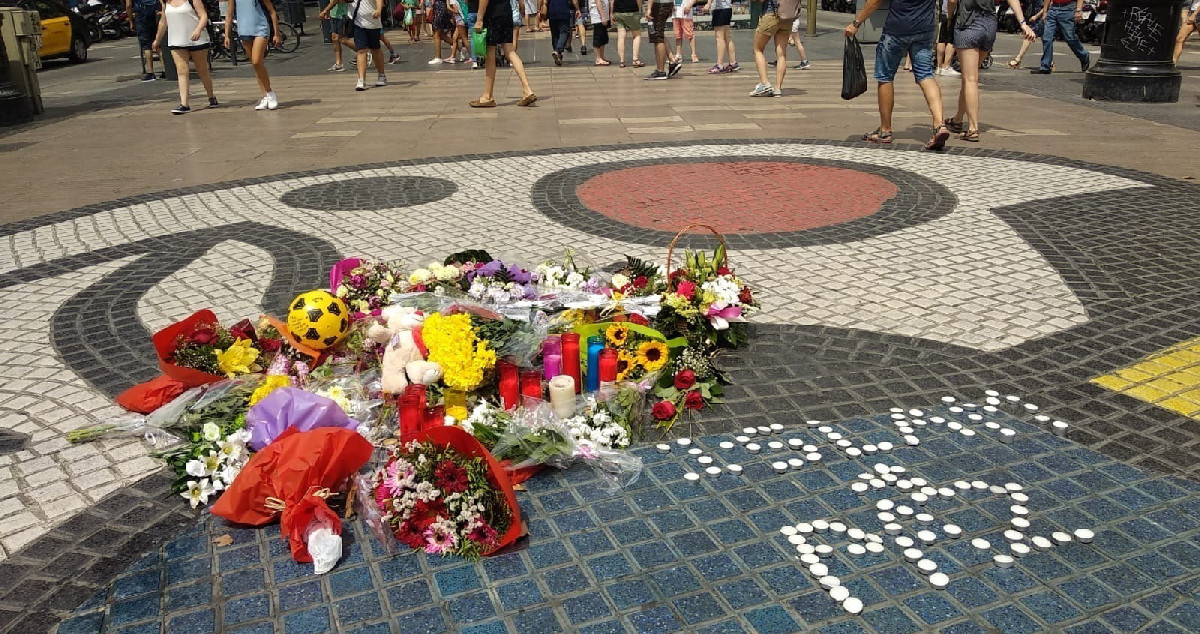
[561,333,581,394]
[399,384,427,438]
[598,348,618,383]
[424,405,445,430]
[497,356,520,410]
[520,370,543,401]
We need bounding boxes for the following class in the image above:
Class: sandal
[925,125,951,151]
[595,60,612,66]
[960,129,980,142]
[862,128,893,144]
[1006,59,1021,69]
[620,61,627,68]
[631,59,645,68]
[943,117,963,134]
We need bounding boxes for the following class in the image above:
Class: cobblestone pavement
[1,138,1200,632]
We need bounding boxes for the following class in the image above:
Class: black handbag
[340,0,361,38]
[841,35,868,101]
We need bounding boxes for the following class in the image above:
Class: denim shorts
[874,31,935,83]
[953,14,997,51]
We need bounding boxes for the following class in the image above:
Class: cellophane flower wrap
[374,433,515,559]
[659,245,759,350]
[331,258,407,318]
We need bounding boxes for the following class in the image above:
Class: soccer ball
[286,290,350,350]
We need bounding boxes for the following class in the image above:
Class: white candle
[549,375,576,418]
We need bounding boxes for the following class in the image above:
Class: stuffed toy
[367,306,431,394]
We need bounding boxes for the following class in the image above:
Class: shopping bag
[472,29,487,58]
[841,35,868,101]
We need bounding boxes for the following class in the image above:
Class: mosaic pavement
[2,140,1200,632]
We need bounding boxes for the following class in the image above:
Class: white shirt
[354,0,383,29]
[589,0,611,23]
[673,0,691,19]
[708,0,731,10]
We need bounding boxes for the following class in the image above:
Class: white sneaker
[934,67,942,76]
[254,96,270,110]
[943,67,961,76]
[375,74,387,87]
[356,78,366,91]
[265,91,278,110]
[428,57,443,65]
[327,63,344,72]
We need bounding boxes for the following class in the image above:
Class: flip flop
[595,60,611,66]
[961,129,980,142]
[620,61,627,68]
[631,59,645,68]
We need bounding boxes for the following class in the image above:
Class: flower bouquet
[650,350,726,430]
[152,310,258,386]
[463,260,538,304]
[405,261,465,294]
[374,425,520,559]
[331,258,408,318]
[658,225,759,350]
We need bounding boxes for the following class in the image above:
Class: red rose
[189,328,215,345]
[651,400,676,421]
[674,369,697,390]
[684,390,705,411]
[717,267,731,276]
[633,276,648,289]
[229,318,257,342]
[258,338,282,353]
[629,313,650,326]
[739,287,754,305]
[676,280,697,300]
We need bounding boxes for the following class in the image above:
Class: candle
[548,375,576,418]
[520,370,543,401]
[497,357,519,410]
[424,405,445,430]
[585,335,603,392]
[598,348,617,386]
[543,353,561,382]
[542,335,561,381]
[398,384,427,438]
[560,333,581,394]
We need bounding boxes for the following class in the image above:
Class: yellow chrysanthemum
[606,323,630,347]
[214,339,260,377]
[249,374,291,405]
[423,313,496,392]
[636,341,668,372]
[615,350,636,381]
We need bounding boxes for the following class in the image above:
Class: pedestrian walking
[943,0,1034,141]
[590,0,613,64]
[672,0,697,62]
[428,0,456,62]
[448,0,470,63]
[644,0,678,79]
[151,0,217,114]
[573,8,589,55]
[1174,0,1200,64]
[318,0,352,70]
[471,0,537,107]
[936,0,957,74]
[845,0,951,150]
[402,0,421,41]
[703,0,737,73]
[612,0,643,67]
[788,15,809,69]
[1029,0,1089,74]
[127,0,163,80]
[548,0,580,65]
[224,0,281,109]
[351,0,388,89]
[524,0,539,31]
[749,0,800,95]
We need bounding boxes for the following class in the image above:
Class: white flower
[336,284,349,298]
[185,459,208,478]
[409,269,433,286]
[201,422,221,442]
[611,273,630,289]
[565,272,585,288]
[219,464,242,486]
[200,450,222,474]
[181,479,216,509]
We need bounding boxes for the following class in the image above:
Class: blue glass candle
[586,335,604,392]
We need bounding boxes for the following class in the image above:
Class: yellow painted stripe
[1091,336,1200,419]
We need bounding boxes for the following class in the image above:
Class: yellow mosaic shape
[1092,337,1200,418]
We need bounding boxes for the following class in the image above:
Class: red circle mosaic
[575,162,899,235]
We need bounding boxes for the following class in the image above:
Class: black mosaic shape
[529,156,957,250]
[278,176,457,211]
[0,428,29,455]
[0,222,340,398]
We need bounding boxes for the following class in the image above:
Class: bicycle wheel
[234,38,250,62]
[277,23,300,53]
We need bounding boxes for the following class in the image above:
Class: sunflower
[606,323,631,347]
[636,341,669,372]
[616,350,636,381]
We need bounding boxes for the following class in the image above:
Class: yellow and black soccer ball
[286,290,350,350]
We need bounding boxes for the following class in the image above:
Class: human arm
[260,0,281,45]
[223,0,233,46]
[151,0,166,51]
[844,0,884,37]
[191,0,209,40]
[1005,0,1035,39]
[475,0,488,30]
[1075,0,1083,21]
[371,0,381,19]
[126,0,135,25]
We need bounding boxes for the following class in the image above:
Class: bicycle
[208,23,249,62]
[270,22,301,54]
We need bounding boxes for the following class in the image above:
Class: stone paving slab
[58,406,1200,634]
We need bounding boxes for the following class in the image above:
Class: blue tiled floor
[63,408,1200,633]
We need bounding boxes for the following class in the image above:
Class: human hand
[1021,24,1035,40]
[474,19,482,32]
[272,32,282,46]
[224,35,231,48]
[844,23,858,38]
[372,9,380,17]
[1074,9,1083,22]
[152,39,160,52]
[191,29,203,41]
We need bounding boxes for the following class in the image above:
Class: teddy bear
[366,306,442,394]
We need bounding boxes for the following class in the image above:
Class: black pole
[1082,0,1185,103]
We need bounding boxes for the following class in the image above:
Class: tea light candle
[909,409,924,417]
[655,443,671,453]
[971,538,991,550]
[756,426,771,435]
[943,524,962,539]
[963,403,978,411]
[877,442,894,452]
[787,534,806,545]
[1031,536,1052,550]
[677,438,692,447]
[829,585,850,605]
[1004,530,1024,542]
[788,438,804,449]
[1074,529,1094,543]
[1052,420,1069,436]
[848,528,865,541]
[772,461,788,474]
[796,544,815,555]
[863,444,878,454]
[796,523,813,534]
[769,423,784,433]
[698,456,713,466]
[1024,402,1039,411]
[985,422,1001,430]
[815,544,834,557]
[806,452,822,461]
[897,426,914,435]
[780,526,797,536]
[727,464,743,475]
[939,487,956,498]
[895,536,914,548]
[768,441,784,451]
[904,435,920,446]
[735,435,751,444]
[866,541,885,554]
[719,441,734,450]
[971,480,988,490]
[994,554,1014,568]
[812,520,829,533]
[705,466,721,478]
[989,485,1006,495]
[1011,517,1030,530]
[983,406,998,414]
[742,426,757,436]
[830,522,847,533]
[1011,543,1031,557]
[806,420,822,426]
[942,396,957,404]
[808,563,828,578]
[827,432,842,440]
[1034,414,1050,422]
[878,512,896,523]
[684,472,700,482]
[818,426,833,433]
[1006,395,1021,402]
[897,480,913,491]
[549,375,577,418]
[903,548,923,562]
[912,419,926,426]
[929,416,946,424]
[954,481,971,491]
[949,406,964,413]
[746,443,761,454]
[916,559,938,575]
[851,482,869,493]
[916,513,934,525]
[884,523,902,535]
[929,572,949,588]
[800,553,820,566]
[947,421,963,431]
[818,575,840,589]
[688,447,703,455]
[896,505,914,516]
[1052,531,1073,544]
[843,597,864,614]
[788,458,804,470]
[803,444,818,453]
[890,414,906,420]
[985,396,1000,405]
[1011,505,1029,516]
[999,428,1016,443]
[874,463,891,474]
[961,429,977,437]
[846,447,862,457]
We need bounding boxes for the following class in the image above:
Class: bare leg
[248,37,272,95]
[654,35,668,72]
[632,30,641,62]
[877,81,894,133]
[689,35,697,60]
[480,44,497,100]
[773,30,787,88]
[190,49,215,98]
[513,26,521,52]
[357,47,369,81]
[503,43,533,96]
[617,26,627,64]
[956,47,980,131]
[143,49,156,74]
[916,76,944,129]
[1175,15,1196,64]
[171,49,191,106]
[727,28,736,64]
[333,33,343,65]
[373,47,386,73]
[715,27,727,66]
[753,31,770,85]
